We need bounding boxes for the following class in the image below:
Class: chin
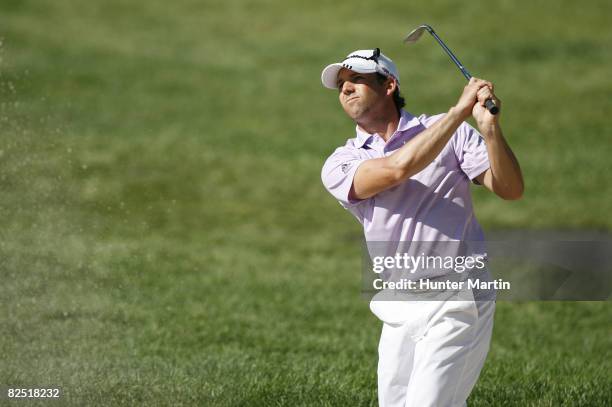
[342,104,363,119]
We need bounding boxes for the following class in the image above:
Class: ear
[385,78,397,96]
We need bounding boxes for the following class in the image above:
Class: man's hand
[454,77,494,121]
[472,83,501,129]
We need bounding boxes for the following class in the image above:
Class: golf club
[404,24,499,115]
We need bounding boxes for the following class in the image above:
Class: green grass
[1,0,611,405]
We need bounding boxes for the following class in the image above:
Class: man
[320,48,523,406]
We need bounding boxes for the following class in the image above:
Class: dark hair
[375,73,405,114]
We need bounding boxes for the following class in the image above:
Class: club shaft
[412,24,499,115]
[427,29,472,81]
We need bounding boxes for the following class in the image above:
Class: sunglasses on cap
[343,48,381,64]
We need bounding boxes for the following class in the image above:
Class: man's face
[336,69,390,121]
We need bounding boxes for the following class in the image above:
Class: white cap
[321,48,400,90]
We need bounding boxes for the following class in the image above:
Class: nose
[341,80,355,95]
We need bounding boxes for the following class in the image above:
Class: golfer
[320,49,523,406]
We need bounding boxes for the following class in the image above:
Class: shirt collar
[353,110,422,148]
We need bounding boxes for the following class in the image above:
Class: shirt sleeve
[453,122,490,181]
[321,146,369,220]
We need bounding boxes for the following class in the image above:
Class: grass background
[1,0,611,405]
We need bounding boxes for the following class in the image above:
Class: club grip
[485,98,499,115]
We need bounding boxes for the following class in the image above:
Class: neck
[356,109,401,141]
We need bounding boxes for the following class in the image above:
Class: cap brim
[321,60,381,89]
[321,63,343,89]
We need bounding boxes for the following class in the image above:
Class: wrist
[448,106,468,123]
[478,120,501,138]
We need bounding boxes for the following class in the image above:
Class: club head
[403,24,434,44]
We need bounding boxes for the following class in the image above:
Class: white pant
[376,299,495,407]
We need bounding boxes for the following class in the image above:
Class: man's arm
[351,78,490,200]
[472,87,524,200]
[351,108,464,199]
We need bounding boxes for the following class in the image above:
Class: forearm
[481,123,524,199]
[387,106,464,180]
